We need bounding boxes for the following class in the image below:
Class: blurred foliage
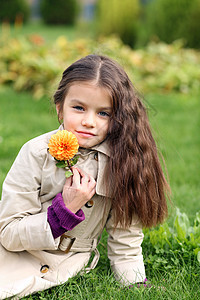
[143,0,200,48]
[40,0,79,25]
[0,31,200,99]
[0,0,30,24]
[96,0,140,47]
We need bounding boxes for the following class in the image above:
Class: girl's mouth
[76,131,96,138]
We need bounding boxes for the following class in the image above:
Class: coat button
[40,265,49,273]
[85,200,94,208]
[94,152,98,161]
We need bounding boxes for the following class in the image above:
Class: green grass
[0,87,200,299]
[0,86,57,186]
[147,93,200,221]
[1,20,95,44]
[20,264,200,300]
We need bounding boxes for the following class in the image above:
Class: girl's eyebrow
[100,106,112,111]
[70,99,84,105]
[70,99,112,110]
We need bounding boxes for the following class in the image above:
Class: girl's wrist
[64,199,83,214]
[62,194,81,214]
[47,193,85,239]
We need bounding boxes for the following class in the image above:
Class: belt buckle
[60,234,76,254]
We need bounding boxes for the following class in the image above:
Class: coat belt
[59,235,98,253]
[59,235,100,272]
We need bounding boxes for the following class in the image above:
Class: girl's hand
[62,167,96,213]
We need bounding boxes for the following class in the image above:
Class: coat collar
[90,141,110,158]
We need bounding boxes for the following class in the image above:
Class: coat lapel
[91,141,112,198]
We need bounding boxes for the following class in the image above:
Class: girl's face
[57,82,112,148]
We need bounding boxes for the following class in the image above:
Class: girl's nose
[81,113,96,128]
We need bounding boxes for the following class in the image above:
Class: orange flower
[48,130,79,161]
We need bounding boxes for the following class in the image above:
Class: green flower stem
[66,160,72,171]
[65,160,73,178]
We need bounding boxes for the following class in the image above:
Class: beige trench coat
[0,126,145,299]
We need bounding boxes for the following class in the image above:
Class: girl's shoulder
[5,129,59,179]
[20,129,58,158]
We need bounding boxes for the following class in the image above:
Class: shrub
[0,0,30,23]
[0,34,200,98]
[96,0,140,48]
[184,0,200,48]
[144,0,200,48]
[40,0,79,25]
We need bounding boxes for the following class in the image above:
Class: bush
[185,0,200,48]
[0,34,200,98]
[144,0,200,48]
[0,0,30,23]
[96,0,140,48]
[40,0,79,25]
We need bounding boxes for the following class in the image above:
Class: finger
[88,178,96,192]
[88,175,96,187]
[64,175,73,187]
[89,186,96,198]
[74,167,87,178]
[81,171,93,185]
[73,167,92,185]
[71,168,81,187]
[88,174,96,183]
[92,185,96,194]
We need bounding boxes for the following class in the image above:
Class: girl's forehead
[68,80,101,89]
[67,81,113,101]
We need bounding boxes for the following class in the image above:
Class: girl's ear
[56,104,63,120]
[56,103,60,115]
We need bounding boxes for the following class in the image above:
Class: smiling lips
[76,131,96,138]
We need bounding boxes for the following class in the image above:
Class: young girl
[0,55,169,299]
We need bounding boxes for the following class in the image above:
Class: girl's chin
[78,138,100,149]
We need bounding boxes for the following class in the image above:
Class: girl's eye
[99,111,110,117]
[73,106,84,111]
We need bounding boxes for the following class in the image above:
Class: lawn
[0,87,199,299]
[147,93,200,221]
[1,20,94,44]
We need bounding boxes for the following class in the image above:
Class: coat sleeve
[105,213,146,285]
[0,140,60,252]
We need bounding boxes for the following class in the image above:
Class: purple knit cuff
[47,193,85,239]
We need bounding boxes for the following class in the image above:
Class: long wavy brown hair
[54,54,170,228]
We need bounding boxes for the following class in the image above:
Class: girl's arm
[0,139,59,252]
[0,137,96,252]
[105,213,146,285]
[48,167,96,239]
